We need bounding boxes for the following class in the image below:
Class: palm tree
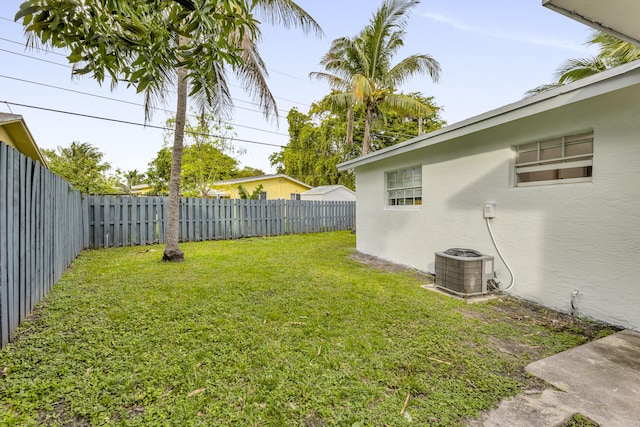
[117,169,146,194]
[526,31,640,96]
[18,0,322,262]
[310,0,440,155]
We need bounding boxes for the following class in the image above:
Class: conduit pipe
[485,217,515,292]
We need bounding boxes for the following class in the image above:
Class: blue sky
[0,1,597,176]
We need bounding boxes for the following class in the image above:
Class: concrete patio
[469,329,640,427]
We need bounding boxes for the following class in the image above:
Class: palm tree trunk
[162,65,187,262]
[418,116,423,135]
[362,108,373,155]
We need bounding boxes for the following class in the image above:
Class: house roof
[214,174,312,189]
[302,185,355,196]
[543,0,640,46]
[337,60,640,171]
[0,113,47,166]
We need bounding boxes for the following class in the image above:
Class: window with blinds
[515,132,593,186]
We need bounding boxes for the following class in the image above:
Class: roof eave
[338,61,640,171]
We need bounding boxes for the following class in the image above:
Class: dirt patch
[38,399,90,427]
[459,297,616,339]
[350,252,434,283]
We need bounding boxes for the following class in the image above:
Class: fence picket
[0,138,355,350]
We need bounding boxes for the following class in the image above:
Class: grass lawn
[0,232,614,426]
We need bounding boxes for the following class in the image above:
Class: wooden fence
[84,196,355,249]
[0,142,84,347]
[0,141,355,347]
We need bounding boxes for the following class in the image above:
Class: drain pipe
[484,205,515,292]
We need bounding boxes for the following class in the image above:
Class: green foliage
[146,113,245,197]
[16,0,260,119]
[238,184,263,199]
[146,147,172,196]
[43,141,113,194]
[271,93,445,189]
[235,166,266,178]
[17,0,321,258]
[114,169,146,194]
[526,30,640,96]
[310,0,441,154]
[0,232,614,426]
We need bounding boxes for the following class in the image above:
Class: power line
[0,41,311,109]
[0,36,68,57]
[2,100,288,149]
[0,74,290,137]
[0,47,72,68]
[1,25,422,141]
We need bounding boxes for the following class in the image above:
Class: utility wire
[0,45,300,114]
[0,39,311,108]
[2,100,288,149]
[1,26,423,141]
[0,74,290,137]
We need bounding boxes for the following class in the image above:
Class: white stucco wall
[355,84,640,330]
[301,187,356,202]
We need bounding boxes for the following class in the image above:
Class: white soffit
[543,0,640,45]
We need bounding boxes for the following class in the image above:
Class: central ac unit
[435,248,494,296]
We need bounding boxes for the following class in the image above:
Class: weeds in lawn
[0,232,615,426]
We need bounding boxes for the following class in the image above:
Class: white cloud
[422,12,591,53]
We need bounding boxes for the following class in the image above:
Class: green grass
[0,232,615,426]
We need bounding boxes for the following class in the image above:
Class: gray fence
[0,141,355,347]
[0,142,84,347]
[84,196,355,249]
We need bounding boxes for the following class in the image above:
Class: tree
[18,0,322,262]
[115,169,146,194]
[526,31,640,96]
[146,147,173,196]
[270,92,445,189]
[43,142,113,194]
[165,113,241,198]
[238,184,264,199]
[235,166,266,178]
[310,0,440,155]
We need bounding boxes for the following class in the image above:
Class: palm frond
[556,57,608,84]
[321,92,357,111]
[381,92,432,117]
[523,83,563,98]
[253,0,324,37]
[385,54,441,87]
[233,28,278,121]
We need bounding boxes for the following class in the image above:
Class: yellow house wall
[223,177,310,199]
[0,127,17,149]
[0,122,46,165]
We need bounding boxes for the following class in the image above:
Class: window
[291,193,301,200]
[259,191,267,200]
[387,166,422,206]
[515,131,593,186]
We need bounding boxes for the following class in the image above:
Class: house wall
[0,126,17,150]
[355,85,640,330]
[301,188,356,202]
[221,177,310,200]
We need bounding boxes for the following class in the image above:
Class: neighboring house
[338,60,640,331]
[301,185,356,202]
[214,174,312,200]
[130,184,154,195]
[0,113,47,166]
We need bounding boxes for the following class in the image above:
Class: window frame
[514,131,594,187]
[385,165,422,207]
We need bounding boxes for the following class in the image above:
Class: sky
[0,1,598,177]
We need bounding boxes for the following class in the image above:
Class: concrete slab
[420,284,502,304]
[468,330,640,427]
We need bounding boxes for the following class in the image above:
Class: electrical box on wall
[483,204,496,219]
